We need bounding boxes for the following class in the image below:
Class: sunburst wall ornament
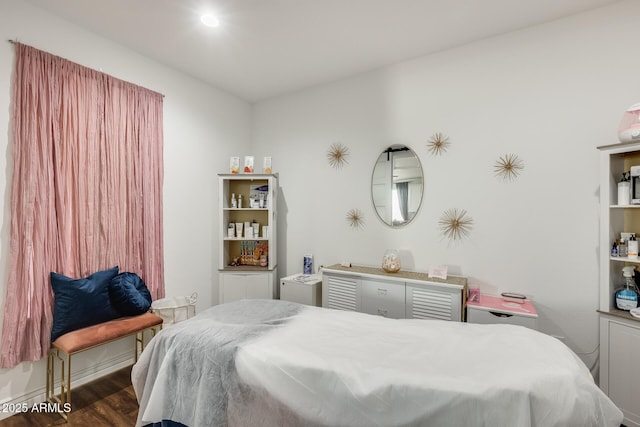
[427,132,451,156]
[346,208,364,229]
[439,208,473,241]
[494,153,524,181]
[327,143,349,169]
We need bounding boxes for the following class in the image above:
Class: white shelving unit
[218,174,278,303]
[597,141,640,427]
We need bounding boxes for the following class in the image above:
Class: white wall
[252,0,640,369]
[0,0,251,415]
[2,0,639,415]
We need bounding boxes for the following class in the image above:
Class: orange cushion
[52,312,163,354]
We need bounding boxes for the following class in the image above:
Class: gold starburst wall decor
[494,153,524,181]
[439,208,473,241]
[346,208,364,229]
[327,143,349,169]
[427,132,451,156]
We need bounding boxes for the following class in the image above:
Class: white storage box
[151,292,197,325]
[280,274,322,306]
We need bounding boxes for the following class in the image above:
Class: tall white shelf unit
[218,174,278,303]
[598,141,640,427]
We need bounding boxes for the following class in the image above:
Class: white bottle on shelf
[629,235,638,259]
[618,173,631,205]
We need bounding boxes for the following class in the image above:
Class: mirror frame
[371,144,424,228]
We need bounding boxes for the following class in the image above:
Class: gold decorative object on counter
[382,249,401,273]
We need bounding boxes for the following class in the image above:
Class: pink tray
[467,294,538,318]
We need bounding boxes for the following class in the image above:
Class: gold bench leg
[46,349,53,402]
[135,332,142,362]
[135,325,161,362]
[65,352,71,411]
[46,348,70,421]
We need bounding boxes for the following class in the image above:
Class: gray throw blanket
[132,299,304,427]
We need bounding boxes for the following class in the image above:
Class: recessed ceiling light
[200,14,220,28]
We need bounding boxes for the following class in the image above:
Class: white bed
[132,299,622,427]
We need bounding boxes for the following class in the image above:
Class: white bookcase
[218,174,278,303]
[597,142,640,427]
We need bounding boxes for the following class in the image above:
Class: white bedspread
[133,299,622,427]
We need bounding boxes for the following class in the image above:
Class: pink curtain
[0,43,165,368]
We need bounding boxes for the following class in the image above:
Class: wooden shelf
[597,308,640,323]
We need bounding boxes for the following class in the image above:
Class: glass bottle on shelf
[619,240,628,258]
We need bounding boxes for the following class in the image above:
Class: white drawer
[467,306,537,329]
[361,279,405,319]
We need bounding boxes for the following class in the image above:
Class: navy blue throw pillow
[50,266,120,342]
[109,272,152,317]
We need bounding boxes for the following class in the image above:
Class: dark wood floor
[0,366,138,427]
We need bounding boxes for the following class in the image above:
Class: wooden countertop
[322,264,467,288]
[598,308,640,323]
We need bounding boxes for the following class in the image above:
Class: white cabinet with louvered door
[322,273,361,311]
[321,264,466,321]
[406,283,462,321]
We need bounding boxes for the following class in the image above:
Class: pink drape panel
[0,44,164,368]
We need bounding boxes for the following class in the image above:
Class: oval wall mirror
[371,145,424,227]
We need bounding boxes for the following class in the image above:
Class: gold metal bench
[46,312,163,421]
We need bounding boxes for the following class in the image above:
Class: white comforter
[133,299,622,427]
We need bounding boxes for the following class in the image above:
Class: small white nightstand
[280,274,322,307]
[467,294,538,330]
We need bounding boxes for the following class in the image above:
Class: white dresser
[321,264,467,321]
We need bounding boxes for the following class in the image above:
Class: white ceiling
[23,0,620,102]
